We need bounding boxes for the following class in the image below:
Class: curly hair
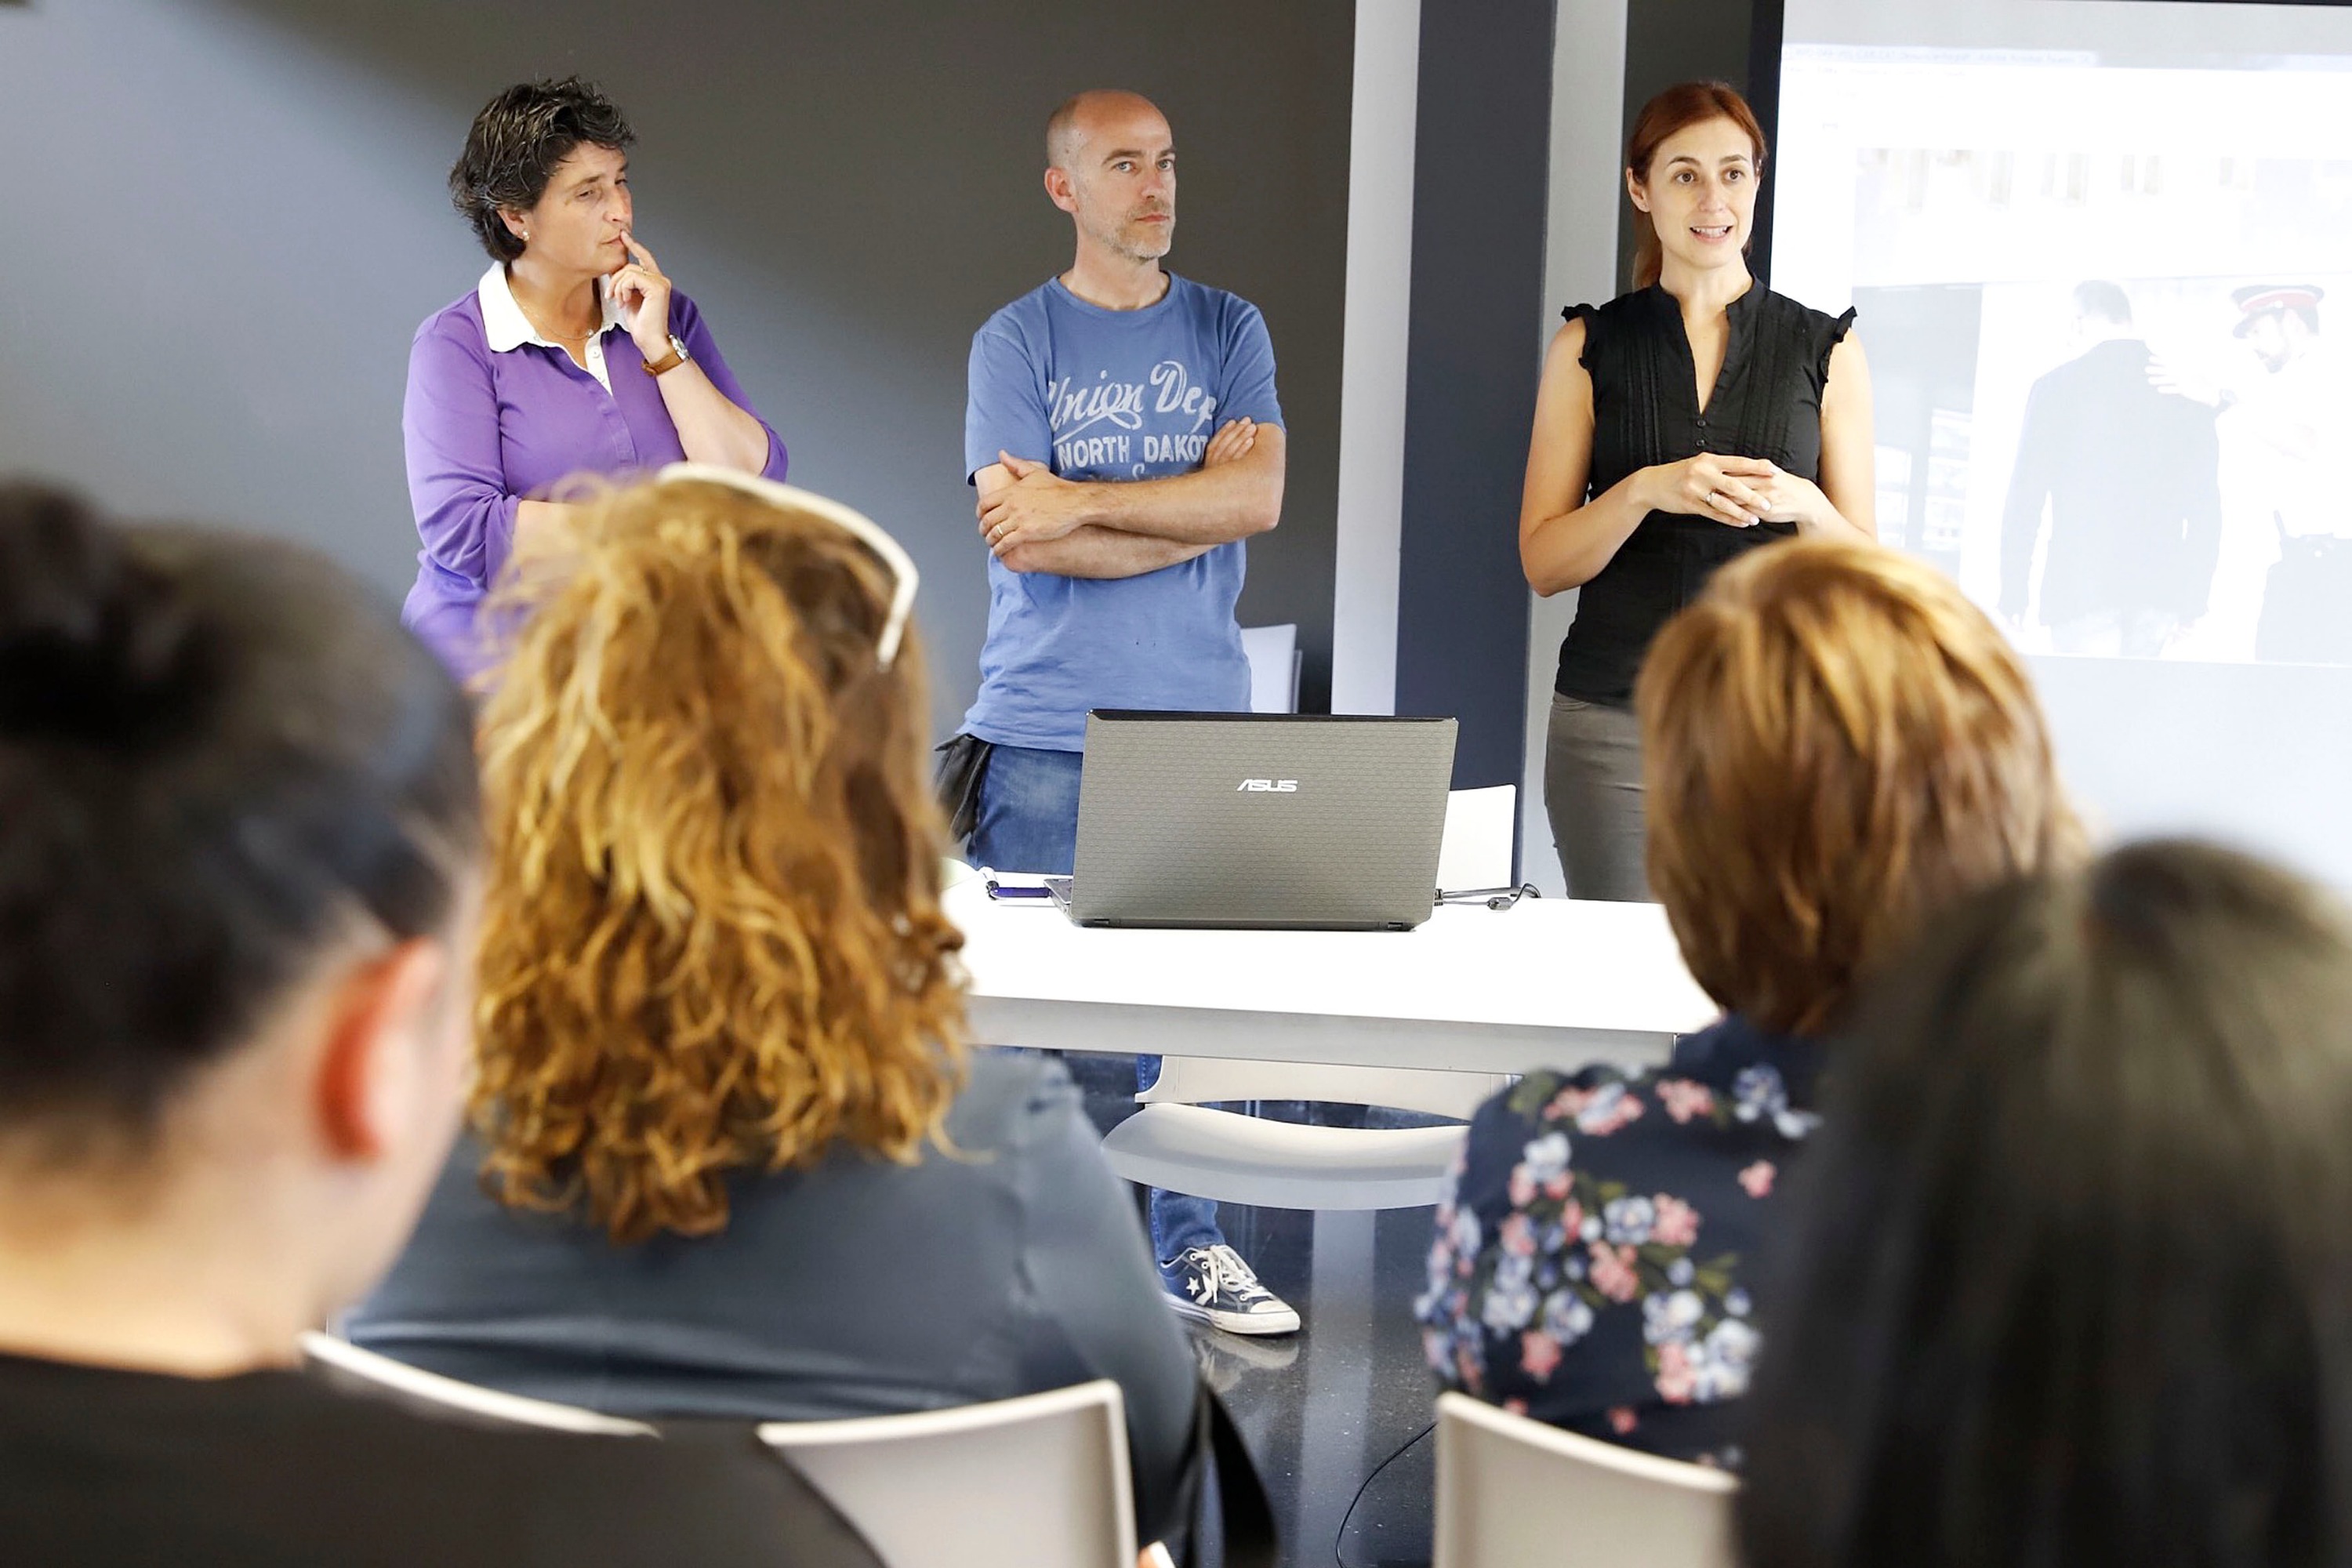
[1637,539,2078,1036]
[449,77,636,263]
[469,476,967,1243]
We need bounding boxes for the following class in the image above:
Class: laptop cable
[1434,884,1542,911]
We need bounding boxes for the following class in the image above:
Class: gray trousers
[1542,693,1650,902]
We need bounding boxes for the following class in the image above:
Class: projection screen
[1770,0,2352,884]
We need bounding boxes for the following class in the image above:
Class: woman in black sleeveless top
[1521,82,1877,900]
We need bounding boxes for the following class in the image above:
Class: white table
[952,876,1720,1508]
[947,878,1718,1074]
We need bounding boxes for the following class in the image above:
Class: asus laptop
[1044,711,1458,931]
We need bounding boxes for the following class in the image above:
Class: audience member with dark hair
[403,76,788,680]
[1417,538,2076,1463]
[350,470,1207,1544]
[1741,839,2352,1568]
[0,482,876,1566]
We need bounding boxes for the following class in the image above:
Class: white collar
[477,263,627,354]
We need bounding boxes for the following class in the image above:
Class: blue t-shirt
[961,274,1284,751]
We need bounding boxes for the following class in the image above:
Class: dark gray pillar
[1393,0,1558,793]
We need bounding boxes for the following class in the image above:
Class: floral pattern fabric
[1416,1015,1822,1466]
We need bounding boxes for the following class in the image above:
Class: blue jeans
[966,741,1083,877]
[965,742,1224,1261]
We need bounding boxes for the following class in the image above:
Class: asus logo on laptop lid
[1069,711,1456,930]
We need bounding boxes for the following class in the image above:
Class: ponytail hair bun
[0,481,480,1149]
[0,483,202,745]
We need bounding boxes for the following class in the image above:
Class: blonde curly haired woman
[350,469,1201,1541]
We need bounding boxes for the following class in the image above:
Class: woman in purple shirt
[402,77,787,679]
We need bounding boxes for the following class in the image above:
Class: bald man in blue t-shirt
[952,89,1298,1337]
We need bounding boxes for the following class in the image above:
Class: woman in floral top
[1418,539,2078,1464]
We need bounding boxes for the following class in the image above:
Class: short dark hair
[1045,93,1088,168]
[0,484,479,1155]
[449,77,635,262]
[2073,278,2133,325]
[1738,839,2352,1568]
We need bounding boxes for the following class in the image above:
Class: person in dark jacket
[2000,280,2222,657]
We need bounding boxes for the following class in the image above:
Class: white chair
[1240,622,1301,714]
[299,1331,654,1436]
[760,1381,1137,1568]
[1438,783,1518,891]
[1104,1099,1474,1210]
[1098,787,1521,1211]
[1432,1392,1738,1568]
[305,1334,1138,1568]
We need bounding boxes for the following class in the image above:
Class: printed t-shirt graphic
[962,274,1283,752]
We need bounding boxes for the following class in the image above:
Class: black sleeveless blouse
[1554,285,1856,706]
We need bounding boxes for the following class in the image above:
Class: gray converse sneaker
[1158,1243,1301,1336]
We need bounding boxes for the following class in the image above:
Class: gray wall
[0,0,1352,735]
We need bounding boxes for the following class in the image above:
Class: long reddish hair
[1627,81,1769,290]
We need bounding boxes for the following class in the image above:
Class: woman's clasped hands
[1641,452,1834,531]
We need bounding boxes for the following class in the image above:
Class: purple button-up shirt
[400,267,788,678]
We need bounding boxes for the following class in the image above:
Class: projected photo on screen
[1772,16,2352,668]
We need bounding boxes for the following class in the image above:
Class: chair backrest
[1136,1056,1511,1120]
[1439,786,1517,890]
[306,1337,1134,1567]
[1240,622,1301,714]
[1433,1392,1738,1568]
[299,1331,654,1436]
[759,1380,1137,1568]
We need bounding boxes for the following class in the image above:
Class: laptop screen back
[1069,713,1459,930]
